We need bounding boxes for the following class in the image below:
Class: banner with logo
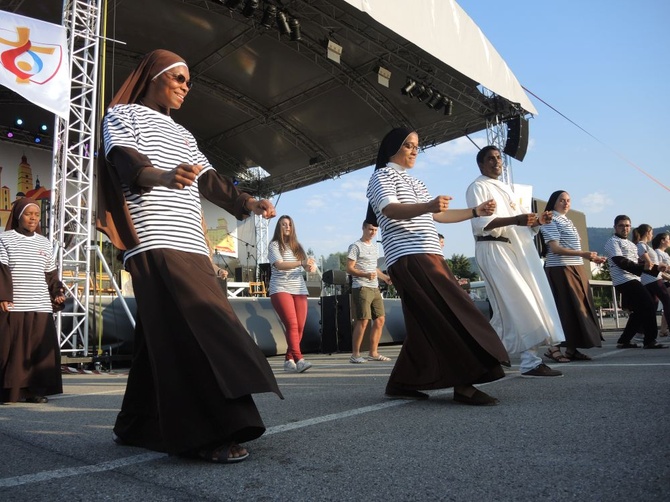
[0,11,70,118]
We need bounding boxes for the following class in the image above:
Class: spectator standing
[347,221,392,363]
[268,215,316,373]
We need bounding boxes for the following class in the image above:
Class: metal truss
[486,116,512,186]
[50,0,102,359]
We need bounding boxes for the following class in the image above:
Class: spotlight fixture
[289,17,302,41]
[34,135,41,144]
[377,66,391,88]
[40,124,48,132]
[426,90,442,108]
[444,98,454,116]
[260,4,276,28]
[15,118,23,126]
[326,40,343,63]
[401,78,416,96]
[277,11,290,35]
[242,0,258,17]
[417,86,433,102]
[7,129,14,138]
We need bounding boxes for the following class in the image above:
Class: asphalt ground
[1,330,668,502]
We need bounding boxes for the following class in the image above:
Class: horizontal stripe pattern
[540,212,583,267]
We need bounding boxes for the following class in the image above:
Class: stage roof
[0,0,535,196]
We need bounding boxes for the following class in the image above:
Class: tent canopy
[0,0,534,196]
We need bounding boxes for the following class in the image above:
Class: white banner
[0,11,70,118]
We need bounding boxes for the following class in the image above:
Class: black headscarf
[96,50,188,250]
[5,197,42,235]
[365,127,414,226]
[544,190,568,213]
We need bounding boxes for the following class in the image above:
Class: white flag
[0,11,71,118]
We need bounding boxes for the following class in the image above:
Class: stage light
[40,124,48,132]
[7,130,14,138]
[34,135,41,143]
[242,0,258,17]
[326,40,343,63]
[224,0,242,9]
[15,118,23,126]
[444,98,453,116]
[377,66,391,88]
[401,78,416,96]
[426,90,442,109]
[233,177,239,185]
[289,17,302,41]
[277,11,290,35]
[260,4,276,28]
[417,86,433,102]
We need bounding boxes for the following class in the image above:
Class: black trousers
[616,280,658,345]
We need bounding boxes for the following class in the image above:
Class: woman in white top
[540,190,606,362]
[634,225,670,334]
[268,215,316,373]
[651,232,670,336]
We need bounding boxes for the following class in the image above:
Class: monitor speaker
[322,269,348,286]
[234,266,255,282]
[503,117,529,161]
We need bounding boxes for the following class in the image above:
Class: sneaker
[350,355,367,364]
[295,359,312,373]
[283,359,297,372]
[521,363,563,378]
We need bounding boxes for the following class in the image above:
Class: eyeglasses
[165,72,193,89]
[403,143,419,152]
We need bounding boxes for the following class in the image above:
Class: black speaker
[503,116,529,161]
[320,294,352,353]
[234,266,255,282]
[258,263,271,283]
[322,269,348,286]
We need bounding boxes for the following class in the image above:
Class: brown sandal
[565,350,592,361]
[544,347,570,363]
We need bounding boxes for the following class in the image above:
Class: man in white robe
[465,146,565,377]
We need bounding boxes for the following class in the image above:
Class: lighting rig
[401,77,454,116]
[212,0,302,41]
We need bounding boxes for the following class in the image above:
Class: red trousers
[271,292,308,361]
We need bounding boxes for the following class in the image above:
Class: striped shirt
[367,163,441,267]
[103,104,212,262]
[0,230,56,312]
[604,235,640,286]
[348,240,378,288]
[540,212,583,267]
[637,241,660,285]
[268,241,308,295]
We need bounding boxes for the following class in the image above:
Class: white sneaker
[284,359,297,372]
[295,359,312,373]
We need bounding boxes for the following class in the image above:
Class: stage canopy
[0,0,536,196]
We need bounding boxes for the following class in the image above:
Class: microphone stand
[234,235,257,282]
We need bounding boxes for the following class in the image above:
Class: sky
[256,0,670,264]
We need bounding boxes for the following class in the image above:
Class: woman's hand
[0,301,14,312]
[476,199,496,216]
[538,211,553,225]
[304,257,317,273]
[427,195,453,213]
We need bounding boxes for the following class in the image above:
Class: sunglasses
[165,71,193,89]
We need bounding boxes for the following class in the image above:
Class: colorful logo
[0,26,63,85]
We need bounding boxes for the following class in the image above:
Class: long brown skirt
[545,265,602,349]
[387,254,507,391]
[0,311,63,403]
[114,249,282,455]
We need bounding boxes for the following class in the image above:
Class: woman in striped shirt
[268,215,316,373]
[540,190,605,362]
[634,224,670,335]
[0,197,64,404]
[366,128,508,406]
[98,50,281,463]
[651,232,670,336]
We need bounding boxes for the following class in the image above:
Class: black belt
[476,235,510,243]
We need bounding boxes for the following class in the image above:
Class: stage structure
[1,0,538,360]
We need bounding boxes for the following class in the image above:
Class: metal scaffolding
[50,0,102,360]
[486,116,514,186]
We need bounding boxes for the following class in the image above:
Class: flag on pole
[0,10,71,118]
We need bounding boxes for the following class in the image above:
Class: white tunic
[465,175,565,354]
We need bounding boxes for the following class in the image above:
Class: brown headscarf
[5,197,42,235]
[95,50,188,250]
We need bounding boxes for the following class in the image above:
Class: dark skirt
[0,311,63,403]
[114,249,282,455]
[545,266,602,349]
[387,254,507,391]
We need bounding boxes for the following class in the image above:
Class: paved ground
[1,330,668,501]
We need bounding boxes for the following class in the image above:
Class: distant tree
[322,251,348,271]
[592,259,611,281]
[447,253,478,281]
